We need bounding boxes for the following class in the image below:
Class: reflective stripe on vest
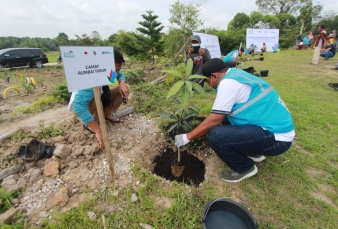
[229,73,273,116]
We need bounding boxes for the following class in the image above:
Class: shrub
[52,83,71,103]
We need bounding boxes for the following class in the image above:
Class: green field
[45,51,59,63]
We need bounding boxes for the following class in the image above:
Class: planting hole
[153,148,205,186]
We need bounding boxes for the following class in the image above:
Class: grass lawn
[9,49,338,228]
[45,51,59,63]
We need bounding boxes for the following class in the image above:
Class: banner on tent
[246,29,279,52]
[193,32,221,58]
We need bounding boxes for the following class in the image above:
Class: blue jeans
[208,121,292,173]
[320,50,333,60]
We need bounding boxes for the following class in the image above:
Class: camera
[192,46,200,53]
[122,97,127,104]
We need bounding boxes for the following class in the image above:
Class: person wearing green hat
[174,58,295,183]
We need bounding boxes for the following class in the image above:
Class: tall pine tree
[137,10,164,61]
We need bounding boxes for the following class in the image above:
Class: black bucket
[202,198,259,229]
[259,57,264,61]
[260,53,263,56]
[260,70,269,77]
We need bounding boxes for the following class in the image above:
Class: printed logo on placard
[102,51,113,54]
[93,51,97,55]
[63,50,75,58]
[248,30,254,34]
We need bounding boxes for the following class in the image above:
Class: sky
[1,0,337,40]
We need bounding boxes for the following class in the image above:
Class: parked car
[0,48,49,72]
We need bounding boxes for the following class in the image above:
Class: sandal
[105,114,122,123]
[83,124,96,134]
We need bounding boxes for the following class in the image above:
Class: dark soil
[163,116,209,149]
[153,147,205,186]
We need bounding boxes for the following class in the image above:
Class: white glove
[175,134,190,148]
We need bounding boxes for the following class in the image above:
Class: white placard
[60,46,115,92]
[246,29,280,52]
[193,32,221,58]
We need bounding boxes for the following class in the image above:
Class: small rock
[1,178,18,192]
[16,178,27,189]
[131,193,138,202]
[28,168,42,186]
[53,144,72,160]
[0,208,19,224]
[44,160,60,176]
[153,197,172,210]
[53,136,65,143]
[87,211,96,220]
[53,186,69,207]
[71,145,84,157]
[11,198,19,205]
[140,223,153,229]
[136,181,140,186]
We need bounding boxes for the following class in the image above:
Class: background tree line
[0,0,337,61]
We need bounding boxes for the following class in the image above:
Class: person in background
[303,35,310,49]
[328,30,336,45]
[222,48,245,67]
[68,49,130,149]
[248,43,255,54]
[320,40,336,61]
[314,25,327,47]
[174,58,295,183]
[186,34,211,87]
[296,35,303,49]
[298,41,304,50]
[260,43,267,52]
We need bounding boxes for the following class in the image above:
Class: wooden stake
[93,87,115,181]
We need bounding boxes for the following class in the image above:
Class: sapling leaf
[185,58,193,78]
[184,113,197,120]
[159,112,172,118]
[165,74,173,83]
[167,122,178,133]
[180,86,190,109]
[185,81,193,93]
[190,104,200,111]
[191,82,206,96]
[170,97,181,104]
[167,81,184,99]
[182,120,193,132]
[174,107,182,115]
[162,69,183,79]
[188,74,207,79]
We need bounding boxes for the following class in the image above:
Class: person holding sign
[186,35,211,87]
[69,49,130,149]
[222,48,245,67]
[174,58,295,182]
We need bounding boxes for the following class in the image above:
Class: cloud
[0,0,337,40]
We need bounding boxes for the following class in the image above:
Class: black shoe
[328,83,338,90]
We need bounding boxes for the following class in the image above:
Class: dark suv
[0,48,49,72]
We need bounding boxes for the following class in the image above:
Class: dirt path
[0,106,72,137]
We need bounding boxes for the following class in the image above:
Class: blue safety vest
[223,50,238,62]
[221,68,294,134]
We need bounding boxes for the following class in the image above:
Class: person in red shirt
[315,25,327,47]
